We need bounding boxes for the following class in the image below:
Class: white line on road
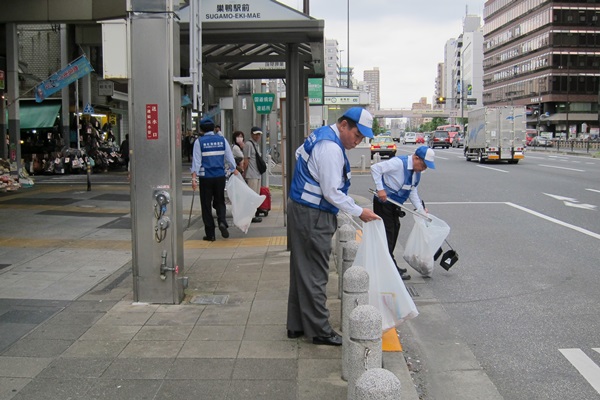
[538,164,585,172]
[560,349,600,395]
[476,165,509,173]
[507,203,600,240]
[587,189,600,194]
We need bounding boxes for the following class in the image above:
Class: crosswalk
[560,348,600,394]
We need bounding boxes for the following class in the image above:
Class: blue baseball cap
[415,146,436,169]
[200,117,214,125]
[342,107,374,138]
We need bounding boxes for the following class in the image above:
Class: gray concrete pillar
[342,265,369,381]
[354,368,401,400]
[336,224,356,296]
[347,305,383,398]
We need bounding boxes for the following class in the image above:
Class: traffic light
[436,96,446,104]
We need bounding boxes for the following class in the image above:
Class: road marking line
[538,164,585,172]
[586,189,600,194]
[476,165,509,173]
[507,203,600,240]
[560,349,600,394]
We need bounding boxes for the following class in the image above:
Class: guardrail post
[342,265,369,381]
[347,305,383,398]
[354,368,401,400]
[338,239,358,300]
[336,224,356,284]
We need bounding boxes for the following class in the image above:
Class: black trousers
[373,197,403,269]
[198,176,227,237]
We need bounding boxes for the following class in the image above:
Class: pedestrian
[370,145,435,280]
[286,107,380,346]
[191,117,238,241]
[214,125,223,136]
[231,130,245,173]
[242,126,264,223]
[120,134,129,170]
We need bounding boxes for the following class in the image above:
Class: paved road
[350,146,600,399]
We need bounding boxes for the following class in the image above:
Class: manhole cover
[191,295,229,305]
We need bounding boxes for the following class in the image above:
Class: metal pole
[347,0,350,88]
[76,83,81,150]
[566,60,570,139]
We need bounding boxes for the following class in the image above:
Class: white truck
[464,106,526,164]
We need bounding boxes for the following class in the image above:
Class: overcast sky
[277,0,485,109]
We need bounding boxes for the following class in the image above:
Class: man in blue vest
[286,107,380,346]
[191,117,238,241]
[371,145,436,280]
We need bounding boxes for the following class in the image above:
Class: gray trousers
[286,199,337,338]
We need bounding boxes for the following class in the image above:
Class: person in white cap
[370,145,435,280]
[286,107,380,346]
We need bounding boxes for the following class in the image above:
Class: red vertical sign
[146,104,158,140]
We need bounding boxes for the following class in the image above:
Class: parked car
[427,130,451,149]
[531,136,552,147]
[451,133,464,148]
[402,132,417,144]
[370,136,397,159]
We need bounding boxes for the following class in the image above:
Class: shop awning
[18,103,61,130]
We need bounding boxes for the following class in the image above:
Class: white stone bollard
[342,265,369,381]
[373,152,381,164]
[347,305,383,398]
[360,155,366,172]
[336,224,356,297]
[354,368,401,400]
[339,240,359,301]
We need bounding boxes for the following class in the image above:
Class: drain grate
[406,285,419,298]
[191,294,229,305]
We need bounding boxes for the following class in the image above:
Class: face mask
[236,137,244,145]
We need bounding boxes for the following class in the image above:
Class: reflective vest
[289,125,351,214]
[383,155,421,204]
[198,133,226,178]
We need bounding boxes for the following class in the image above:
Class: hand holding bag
[353,219,418,332]
[226,174,266,233]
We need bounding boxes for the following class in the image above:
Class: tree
[372,118,384,136]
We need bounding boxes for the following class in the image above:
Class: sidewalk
[0,178,419,400]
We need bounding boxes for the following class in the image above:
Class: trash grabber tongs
[368,188,432,223]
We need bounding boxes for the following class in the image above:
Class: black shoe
[287,330,304,339]
[251,217,262,223]
[203,236,215,242]
[313,332,342,346]
[397,268,411,280]
[218,223,229,238]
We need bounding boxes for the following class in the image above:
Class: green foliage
[372,118,384,136]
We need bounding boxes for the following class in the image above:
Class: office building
[482,0,600,137]
[363,67,380,112]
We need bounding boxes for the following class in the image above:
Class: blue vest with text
[289,125,351,214]
[198,133,226,178]
[383,155,421,204]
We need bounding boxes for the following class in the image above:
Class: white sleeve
[309,141,363,216]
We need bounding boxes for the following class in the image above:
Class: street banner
[35,56,94,102]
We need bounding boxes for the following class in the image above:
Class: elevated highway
[372,108,459,118]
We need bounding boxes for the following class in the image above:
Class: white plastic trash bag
[402,213,450,277]
[225,174,266,233]
[353,219,418,332]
